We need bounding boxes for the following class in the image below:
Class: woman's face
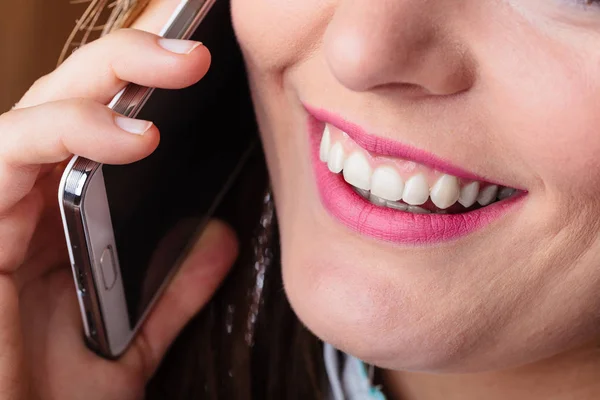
[230,0,600,372]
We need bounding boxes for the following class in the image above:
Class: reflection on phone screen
[102,1,256,327]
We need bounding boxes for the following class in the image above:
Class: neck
[381,343,600,400]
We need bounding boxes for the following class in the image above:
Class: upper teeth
[319,125,515,210]
[458,181,480,208]
[430,174,460,209]
[327,142,345,173]
[402,174,430,206]
[476,185,498,206]
[343,152,372,190]
[320,125,332,162]
[371,166,404,201]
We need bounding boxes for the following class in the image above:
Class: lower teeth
[353,187,494,215]
[352,183,517,215]
[365,193,433,213]
[353,187,434,214]
[406,205,431,214]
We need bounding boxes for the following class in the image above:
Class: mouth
[306,107,526,245]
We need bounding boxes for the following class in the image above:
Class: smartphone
[58,0,257,358]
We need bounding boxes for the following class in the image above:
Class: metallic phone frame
[58,0,217,358]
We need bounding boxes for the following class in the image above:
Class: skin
[230,0,600,397]
[0,9,237,399]
[2,0,600,399]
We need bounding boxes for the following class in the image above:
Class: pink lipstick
[306,107,526,245]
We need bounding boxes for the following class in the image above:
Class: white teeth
[430,174,460,210]
[370,166,404,202]
[402,174,429,206]
[327,142,345,173]
[353,187,370,198]
[386,200,408,211]
[358,189,419,213]
[343,152,372,190]
[407,205,431,214]
[477,185,498,206]
[322,139,514,212]
[369,193,387,207]
[498,187,516,200]
[319,125,332,162]
[458,181,480,208]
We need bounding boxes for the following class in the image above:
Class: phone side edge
[80,167,133,357]
[58,157,113,356]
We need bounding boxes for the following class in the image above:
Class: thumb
[120,219,238,380]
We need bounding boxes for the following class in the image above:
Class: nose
[324,0,475,96]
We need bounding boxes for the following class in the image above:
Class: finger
[0,98,159,165]
[0,190,44,274]
[121,220,238,379]
[17,28,210,109]
[0,276,25,399]
[20,270,145,399]
[0,98,159,210]
[15,169,70,290]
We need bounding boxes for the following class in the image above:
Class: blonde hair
[59,0,150,64]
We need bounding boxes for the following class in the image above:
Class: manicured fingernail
[114,115,152,135]
[158,38,202,54]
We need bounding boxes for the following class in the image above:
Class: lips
[305,107,526,245]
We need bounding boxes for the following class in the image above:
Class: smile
[306,107,526,244]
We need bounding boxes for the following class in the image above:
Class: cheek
[230,0,333,209]
[231,0,332,73]
[475,16,600,196]
[496,72,600,194]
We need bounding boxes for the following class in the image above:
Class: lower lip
[307,117,526,245]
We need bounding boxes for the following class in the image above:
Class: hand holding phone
[0,1,238,398]
[60,0,256,358]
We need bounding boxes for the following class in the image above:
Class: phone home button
[100,245,118,290]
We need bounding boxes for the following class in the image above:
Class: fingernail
[158,38,202,55]
[114,115,152,135]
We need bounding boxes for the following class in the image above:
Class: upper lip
[304,104,514,187]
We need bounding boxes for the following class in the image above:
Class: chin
[277,222,597,374]
[279,232,466,372]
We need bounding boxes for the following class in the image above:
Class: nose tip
[324,3,475,97]
[324,30,394,93]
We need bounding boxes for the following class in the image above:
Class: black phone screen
[101,1,256,328]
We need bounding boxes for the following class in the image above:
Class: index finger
[16,29,210,109]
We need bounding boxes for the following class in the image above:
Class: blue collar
[324,343,387,400]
